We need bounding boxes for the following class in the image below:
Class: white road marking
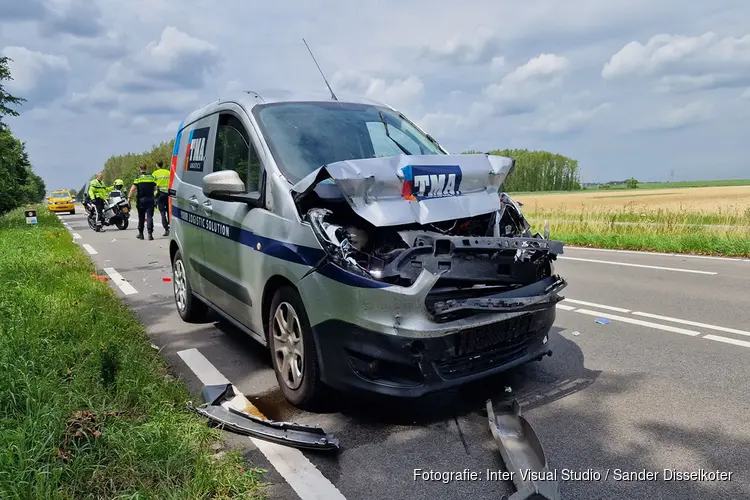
[632,312,750,338]
[566,246,750,263]
[556,304,576,311]
[573,308,702,336]
[176,348,347,500]
[103,267,138,295]
[82,244,97,255]
[559,256,717,275]
[72,232,81,240]
[562,298,630,313]
[703,334,750,349]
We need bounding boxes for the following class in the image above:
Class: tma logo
[185,127,210,172]
[401,165,463,201]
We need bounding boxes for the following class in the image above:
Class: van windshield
[51,192,69,199]
[253,101,445,184]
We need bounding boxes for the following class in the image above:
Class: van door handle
[202,200,212,214]
[188,196,199,208]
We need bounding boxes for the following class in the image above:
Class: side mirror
[202,171,261,205]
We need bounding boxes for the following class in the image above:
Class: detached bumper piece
[193,384,340,452]
[487,399,561,500]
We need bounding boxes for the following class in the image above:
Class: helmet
[113,178,124,188]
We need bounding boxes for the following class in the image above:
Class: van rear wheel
[172,249,208,323]
[269,286,327,411]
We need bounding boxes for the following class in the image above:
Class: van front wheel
[269,286,327,411]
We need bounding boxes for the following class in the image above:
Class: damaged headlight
[307,208,384,279]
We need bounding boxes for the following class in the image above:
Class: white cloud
[66,26,221,118]
[331,70,425,112]
[637,101,713,131]
[484,54,570,108]
[602,32,750,92]
[418,26,499,65]
[528,103,613,135]
[0,46,70,107]
[105,26,221,92]
[741,88,750,99]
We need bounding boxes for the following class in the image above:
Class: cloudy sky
[1,0,749,191]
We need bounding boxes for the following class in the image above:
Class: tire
[115,218,128,230]
[172,249,209,323]
[87,215,98,231]
[268,286,328,411]
[70,209,75,215]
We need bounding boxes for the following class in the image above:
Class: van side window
[214,114,261,193]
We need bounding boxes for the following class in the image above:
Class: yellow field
[516,186,750,214]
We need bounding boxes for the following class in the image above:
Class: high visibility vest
[153,168,171,191]
[88,179,108,200]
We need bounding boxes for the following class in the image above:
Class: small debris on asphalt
[150,343,159,350]
[595,318,610,325]
[162,277,171,282]
[110,238,116,242]
[572,330,581,336]
[91,274,108,281]
[504,386,512,393]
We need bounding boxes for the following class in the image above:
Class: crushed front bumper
[312,304,556,398]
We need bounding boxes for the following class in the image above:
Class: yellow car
[47,190,76,214]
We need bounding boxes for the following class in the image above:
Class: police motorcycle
[85,179,131,231]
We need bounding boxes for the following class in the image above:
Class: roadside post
[25,209,38,225]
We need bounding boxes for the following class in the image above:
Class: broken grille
[434,314,538,379]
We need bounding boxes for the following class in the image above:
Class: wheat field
[515,185,750,214]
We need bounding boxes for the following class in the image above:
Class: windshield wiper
[379,111,411,155]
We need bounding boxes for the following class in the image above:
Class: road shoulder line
[177,348,347,500]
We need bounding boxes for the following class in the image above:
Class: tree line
[77,139,174,201]
[465,149,582,192]
[0,57,46,215]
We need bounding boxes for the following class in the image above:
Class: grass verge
[0,206,267,499]
[526,208,750,257]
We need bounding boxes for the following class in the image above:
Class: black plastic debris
[487,398,561,500]
[193,384,340,452]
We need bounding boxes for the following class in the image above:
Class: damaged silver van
[167,90,567,410]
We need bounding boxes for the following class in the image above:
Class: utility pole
[670,169,674,182]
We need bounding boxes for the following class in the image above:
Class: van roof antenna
[303,38,338,101]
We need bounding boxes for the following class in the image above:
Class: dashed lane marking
[632,311,750,338]
[82,244,97,255]
[103,267,138,295]
[572,308,702,336]
[703,335,750,349]
[562,298,630,313]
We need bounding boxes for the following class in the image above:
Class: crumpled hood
[291,153,515,227]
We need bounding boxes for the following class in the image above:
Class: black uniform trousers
[93,198,105,223]
[156,191,170,229]
[137,196,155,234]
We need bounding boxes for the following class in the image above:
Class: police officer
[152,160,171,236]
[128,164,157,240]
[87,172,108,229]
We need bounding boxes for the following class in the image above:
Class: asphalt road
[58,208,750,500]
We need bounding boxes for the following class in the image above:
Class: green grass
[0,206,267,499]
[509,178,750,195]
[526,208,750,257]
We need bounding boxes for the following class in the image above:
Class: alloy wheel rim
[271,302,305,390]
[173,259,187,312]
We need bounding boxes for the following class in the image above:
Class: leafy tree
[626,177,639,189]
[0,56,25,127]
[466,149,582,192]
[0,56,47,214]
